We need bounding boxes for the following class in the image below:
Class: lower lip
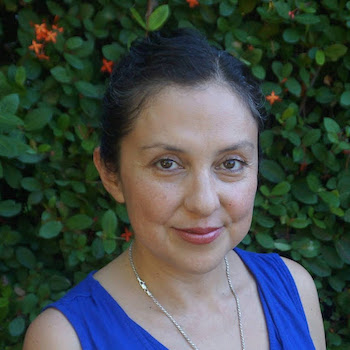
[174,227,223,245]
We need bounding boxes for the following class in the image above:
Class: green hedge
[0,0,349,348]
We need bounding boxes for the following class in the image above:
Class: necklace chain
[128,242,245,350]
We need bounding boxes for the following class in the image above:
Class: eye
[155,158,179,170]
[217,159,245,172]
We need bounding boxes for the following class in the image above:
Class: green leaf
[295,14,320,25]
[66,36,84,50]
[319,191,340,208]
[328,275,345,292]
[21,177,41,192]
[50,66,72,83]
[63,53,84,70]
[46,1,65,16]
[283,28,300,43]
[219,1,236,17]
[92,237,105,259]
[15,66,26,86]
[116,204,129,223]
[260,160,285,183]
[251,65,265,80]
[49,275,71,291]
[148,5,170,31]
[0,200,22,217]
[335,236,350,264]
[130,8,146,29]
[271,61,283,80]
[66,214,93,230]
[24,107,53,131]
[302,129,321,147]
[324,44,348,62]
[274,2,290,18]
[256,233,274,248]
[0,135,29,158]
[238,0,258,14]
[0,94,19,115]
[292,238,320,258]
[292,179,318,204]
[39,221,63,239]
[321,246,344,269]
[285,78,302,97]
[336,291,350,314]
[270,181,291,196]
[103,239,117,254]
[75,81,104,99]
[302,257,331,277]
[102,209,118,236]
[315,50,325,66]
[256,215,275,228]
[340,91,350,108]
[21,294,39,314]
[289,217,311,229]
[8,316,25,337]
[16,247,36,269]
[306,174,322,192]
[0,113,24,128]
[274,241,291,251]
[324,117,340,133]
[102,43,124,61]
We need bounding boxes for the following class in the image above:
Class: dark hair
[100,29,265,173]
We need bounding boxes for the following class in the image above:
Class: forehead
[129,83,258,145]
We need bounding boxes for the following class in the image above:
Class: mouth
[173,227,223,244]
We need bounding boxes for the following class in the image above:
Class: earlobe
[93,147,125,203]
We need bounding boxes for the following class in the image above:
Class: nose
[183,171,220,217]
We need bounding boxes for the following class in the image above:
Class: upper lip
[175,227,222,235]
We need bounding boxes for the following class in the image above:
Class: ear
[93,147,125,203]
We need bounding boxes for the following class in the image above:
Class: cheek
[226,178,257,220]
[123,178,179,228]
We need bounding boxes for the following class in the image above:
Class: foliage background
[0,0,349,348]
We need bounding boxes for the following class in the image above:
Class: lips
[173,227,223,244]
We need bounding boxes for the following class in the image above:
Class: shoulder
[23,308,81,350]
[281,257,326,350]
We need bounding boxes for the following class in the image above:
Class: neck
[128,240,233,309]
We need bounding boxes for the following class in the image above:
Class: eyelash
[154,158,247,173]
[216,158,247,172]
[155,158,181,170]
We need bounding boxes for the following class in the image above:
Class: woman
[24,29,326,350]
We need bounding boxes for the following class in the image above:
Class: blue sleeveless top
[44,248,315,349]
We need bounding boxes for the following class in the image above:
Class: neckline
[88,248,272,349]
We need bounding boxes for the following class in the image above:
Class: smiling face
[98,83,259,274]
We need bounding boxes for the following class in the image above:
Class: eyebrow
[140,141,255,154]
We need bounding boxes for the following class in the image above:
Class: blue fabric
[44,248,315,349]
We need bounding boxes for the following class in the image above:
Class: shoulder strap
[234,248,315,350]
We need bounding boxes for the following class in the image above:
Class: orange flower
[52,24,64,33]
[101,58,114,74]
[45,30,57,43]
[36,52,50,60]
[28,40,43,54]
[186,0,199,8]
[121,228,133,242]
[266,91,282,105]
[34,23,48,40]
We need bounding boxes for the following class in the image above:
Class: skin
[23,83,326,350]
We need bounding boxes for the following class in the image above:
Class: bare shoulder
[281,257,326,350]
[23,307,81,350]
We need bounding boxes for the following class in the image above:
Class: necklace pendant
[138,278,152,296]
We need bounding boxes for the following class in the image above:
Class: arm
[282,257,326,350]
[23,308,82,350]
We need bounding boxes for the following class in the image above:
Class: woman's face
[102,83,258,274]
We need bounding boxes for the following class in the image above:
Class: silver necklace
[128,241,245,350]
